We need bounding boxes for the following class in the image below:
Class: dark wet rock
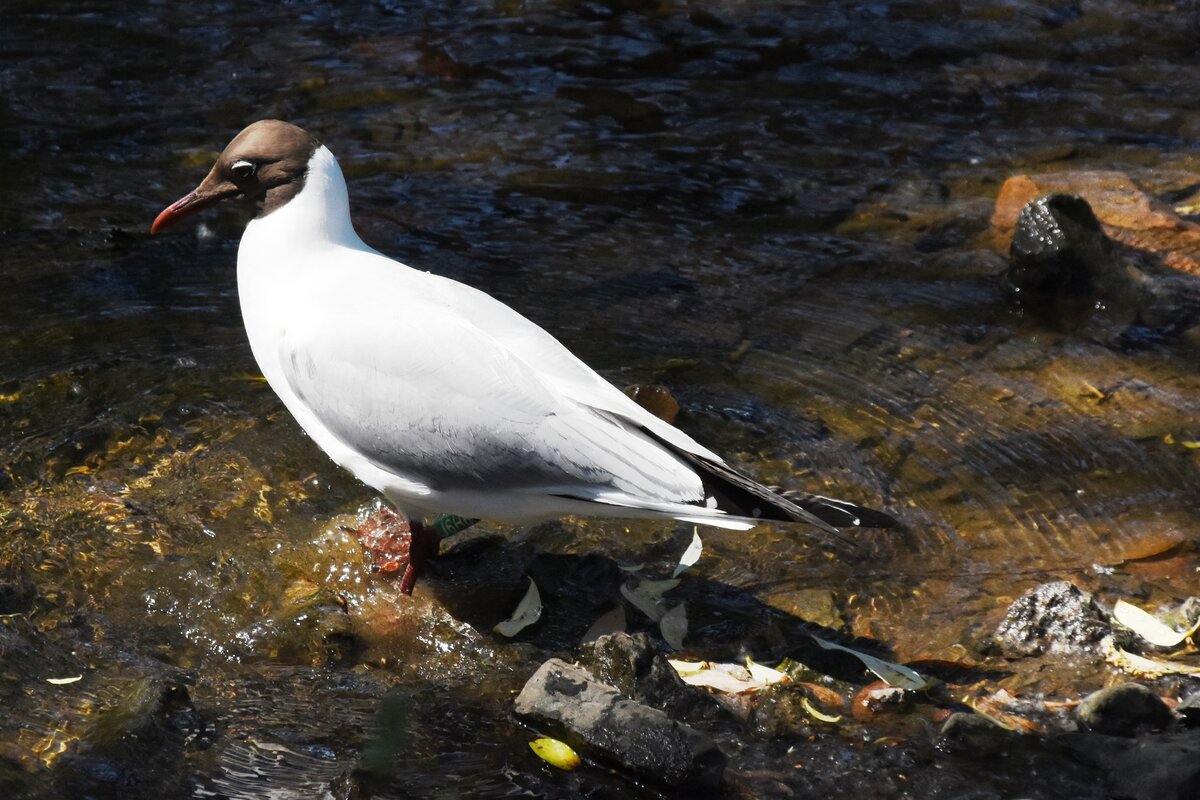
[1172,597,1200,628]
[514,658,726,790]
[578,632,727,726]
[435,524,506,558]
[1058,730,1200,800]
[1005,194,1153,316]
[1076,683,1174,736]
[939,712,1022,756]
[52,674,211,797]
[1178,689,1200,725]
[994,174,1200,269]
[526,554,623,647]
[996,176,1200,336]
[746,684,817,739]
[0,566,36,615]
[993,581,1109,657]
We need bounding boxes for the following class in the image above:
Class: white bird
[152,120,894,591]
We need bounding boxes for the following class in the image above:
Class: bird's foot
[351,507,437,595]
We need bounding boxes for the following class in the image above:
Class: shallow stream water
[2,2,1199,798]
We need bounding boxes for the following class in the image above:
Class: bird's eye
[230,160,256,180]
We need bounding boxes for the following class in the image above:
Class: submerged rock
[746,684,818,739]
[1076,683,1174,736]
[577,632,726,726]
[514,658,726,790]
[993,581,1110,657]
[1178,689,1200,726]
[939,712,1022,756]
[1059,730,1200,800]
[623,384,681,425]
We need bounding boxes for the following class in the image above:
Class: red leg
[398,519,437,595]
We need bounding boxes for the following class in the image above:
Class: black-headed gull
[152,120,895,591]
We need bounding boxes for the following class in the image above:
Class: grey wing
[277,302,705,503]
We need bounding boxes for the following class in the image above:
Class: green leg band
[430,514,480,540]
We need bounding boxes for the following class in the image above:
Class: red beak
[150,171,239,234]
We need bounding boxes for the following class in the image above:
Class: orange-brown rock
[992,172,1200,276]
[623,384,681,424]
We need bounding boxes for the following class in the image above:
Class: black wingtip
[786,493,900,529]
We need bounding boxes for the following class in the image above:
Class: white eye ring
[230,160,256,179]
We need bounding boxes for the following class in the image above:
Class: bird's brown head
[151,120,321,234]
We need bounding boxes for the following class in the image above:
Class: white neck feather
[242,145,363,249]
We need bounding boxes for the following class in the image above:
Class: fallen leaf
[746,658,790,686]
[529,737,580,770]
[672,529,703,578]
[620,577,680,622]
[1104,637,1200,677]
[1113,599,1200,648]
[670,659,789,693]
[811,636,929,691]
[45,676,83,685]
[660,603,688,650]
[667,659,709,677]
[797,682,845,708]
[494,578,543,637]
[963,695,1045,734]
[677,662,760,693]
[802,695,842,723]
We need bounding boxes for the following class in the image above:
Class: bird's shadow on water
[425,531,912,684]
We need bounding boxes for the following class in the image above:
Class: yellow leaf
[801,695,842,723]
[530,737,580,770]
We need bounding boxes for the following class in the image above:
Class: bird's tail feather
[635,424,898,533]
